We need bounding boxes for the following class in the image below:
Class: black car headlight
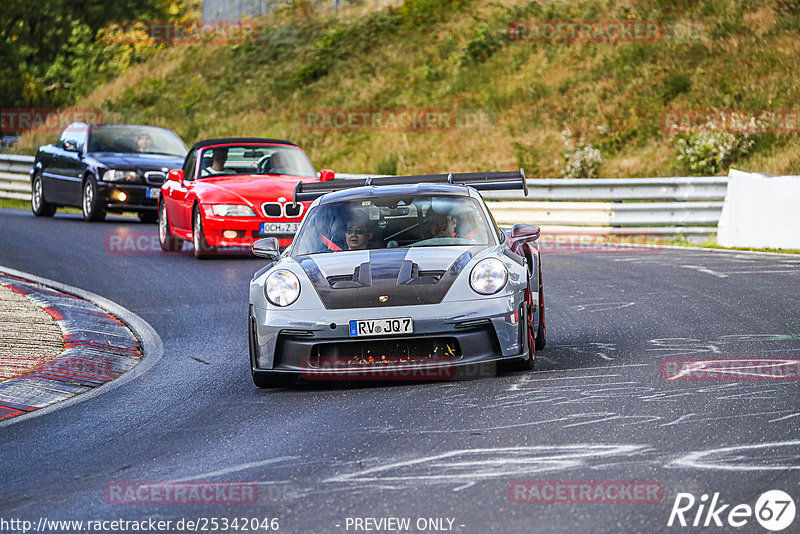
[469,258,508,295]
[103,170,138,182]
[265,270,301,306]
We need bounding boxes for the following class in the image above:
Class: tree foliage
[0,0,185,109]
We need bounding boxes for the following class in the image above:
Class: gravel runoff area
[0,272,142,421]
[0,284,64,380]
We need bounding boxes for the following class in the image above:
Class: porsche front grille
[310,337,461,366]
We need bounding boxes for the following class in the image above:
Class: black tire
[138,211,158,224]
[192,206,216,258]
[81,176,105,222]
[158,201,183,252]
[31,172,56,217]
[535,268,546,350]
[249,311,294,388]
[252,371,295,389]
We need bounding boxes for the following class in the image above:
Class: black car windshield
[87,125,187,156]
[198,145,316,179]
[292,195,496,255]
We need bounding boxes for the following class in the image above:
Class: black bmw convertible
[30,123,187,222]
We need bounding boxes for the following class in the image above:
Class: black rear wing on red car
[294,169,528,202]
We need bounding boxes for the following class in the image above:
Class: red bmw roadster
[158,137,333,258]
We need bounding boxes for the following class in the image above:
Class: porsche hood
[296,247,478,309]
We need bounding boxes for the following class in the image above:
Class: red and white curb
[0,269,160,424]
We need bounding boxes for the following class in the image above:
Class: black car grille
[262,202,282,217]
[144,171,167,186]
[284,203,303,218]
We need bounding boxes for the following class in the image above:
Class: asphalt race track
[1,207,799,533]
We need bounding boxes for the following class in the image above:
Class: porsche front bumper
[249,292,532,377]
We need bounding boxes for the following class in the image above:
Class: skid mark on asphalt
[164,456,300,483]
[531,341,622,369]
[611,252,800,276]
[570,302,636,312]
[324,445,648,486]
[669,441,800,471]
[769,412,800,423]
[647,335,800,357]
[680,265,728,278]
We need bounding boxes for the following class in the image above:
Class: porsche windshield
[292,195,496,255]
[87,125,187,156]
[198,145,316,178]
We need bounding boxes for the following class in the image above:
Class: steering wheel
[256,154,271,174]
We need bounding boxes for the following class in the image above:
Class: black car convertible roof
[190,138,297,150]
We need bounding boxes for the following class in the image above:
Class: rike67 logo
[668,490,795,531]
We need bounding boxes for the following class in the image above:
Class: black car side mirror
[252,237,281,261]
[63,141,80,153]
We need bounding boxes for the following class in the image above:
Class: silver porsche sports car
[247,171,545,387]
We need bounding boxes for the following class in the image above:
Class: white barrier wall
[717,169,800,249]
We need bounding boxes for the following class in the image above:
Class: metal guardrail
[0,155,33,201]
[337,173,727,235]
[0,157,726,235]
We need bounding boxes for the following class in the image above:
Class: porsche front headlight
[265,270,300,306]
[469,258,508,295]
[211,204,257,217]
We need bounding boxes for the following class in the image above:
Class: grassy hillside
[14,0,800,177]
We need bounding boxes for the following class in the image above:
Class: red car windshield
[199,145,316,179]
[292,196,496,255]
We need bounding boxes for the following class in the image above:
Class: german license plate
[146,188,160,199]
[260,222,299,234]
[349,317,413,337]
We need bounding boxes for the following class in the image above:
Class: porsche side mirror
[168,169,185,186]
[319,169,335,182]
[509,224,541,253]
[511,224,541,241]
[252,237,281,261]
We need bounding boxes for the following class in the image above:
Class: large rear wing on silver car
[294,169,528,202]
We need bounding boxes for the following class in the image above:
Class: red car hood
[196,174,312,208]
